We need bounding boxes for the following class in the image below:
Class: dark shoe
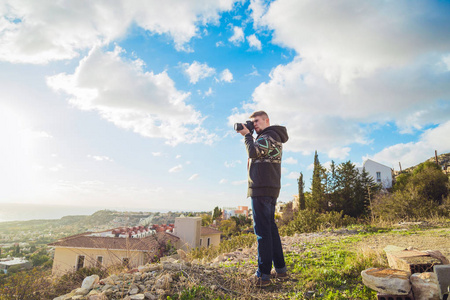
[271,271,289,281]
[248,275,271,287]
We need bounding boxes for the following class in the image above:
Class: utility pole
[435,150,439,165]
[399,162,402,173]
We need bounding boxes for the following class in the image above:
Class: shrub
[51,267,108,297]
[280,209,321,236]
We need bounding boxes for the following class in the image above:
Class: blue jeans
[251,196,286,280]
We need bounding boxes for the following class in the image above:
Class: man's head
[249,111,270,133]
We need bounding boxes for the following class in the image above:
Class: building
[359,159,393,189]
[0,257,32,274]
[222,206,249,220]
[200,227,222,248]
[172,216,222,250]
[49,227,179,277]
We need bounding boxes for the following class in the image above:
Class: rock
[74,287,90,296]
[155,274,172,290]
[129,294,145,300]
[87,292,108,300]
[163,262,183,270]
[177,249,188,261]
[144,292,158,300]
[424,250,450,264]
[82,275,100,290]
[129,286,139,295]
[213,255,225,263]
[361,268,411,295]
[410,272,440,300]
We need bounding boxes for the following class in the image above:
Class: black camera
[234,120,254,133]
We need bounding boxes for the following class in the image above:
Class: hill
[51,224,450,300]
[0,210,186,245]
[403,152,450,173]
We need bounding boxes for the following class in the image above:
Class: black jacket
[244,125,289,198]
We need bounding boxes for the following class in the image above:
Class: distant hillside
[402,152,450,173]
[0,210,189,245]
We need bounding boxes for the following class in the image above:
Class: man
[238,111,289,287]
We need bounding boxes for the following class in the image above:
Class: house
[200,227,222,248]
[0,257,32,274]
[359,159,393,189]
[49,227,179,277]
[222,206,249,220]
[172,216,222,250]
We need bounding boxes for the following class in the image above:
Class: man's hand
[238,124,250,136]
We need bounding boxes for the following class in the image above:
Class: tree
[310,151,327,212]
[298,172,305,210]
[212,206,222,221]
[407,162,449,205]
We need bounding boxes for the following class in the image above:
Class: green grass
[283,238,380,299]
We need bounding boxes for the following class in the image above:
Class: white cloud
[88,155,113,162]
[169,164,183,173]
[176,155,182,159]
[152,152,162,156]
[182,61,216,84]
[224,160,242,168]
[328,147,351,160]
[229,26,245,45]
[231,180,247,185]
[188,174,199,181]
[283,157,297,164]
[0,0,237,63]
[247,34,262,50]
[219,179,228,184]
[220,69,233,82]
[286,171,299,179]
[365,120,450,170]
[248,65,260,77]
[234,1,450,154]
[204,87,213,97]
[47,47,217,145]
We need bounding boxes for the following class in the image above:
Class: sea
[0,203,162,222]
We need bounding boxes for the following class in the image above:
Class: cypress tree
[298,172,305,210]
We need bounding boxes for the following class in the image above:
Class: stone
[129,294,145,300]
[424,250,450,264]
[410,272,440,300]
[155,274,172,290]
[74,287,90,296]
[144,292,158,300]
[361,268,411,295]
[434,265,450,300]
[82,275,100,290]
[384,247,441,273]
[177,249,187,261]
[129,287,139,295]
[87,292,108,300]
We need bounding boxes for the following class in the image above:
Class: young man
[238,111,289,287]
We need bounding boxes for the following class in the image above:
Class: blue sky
[1,0,450,213]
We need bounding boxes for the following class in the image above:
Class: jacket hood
[261,125,289,143]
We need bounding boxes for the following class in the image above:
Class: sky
[1,0,450,215]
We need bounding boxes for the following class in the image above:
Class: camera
[234,120,254,133]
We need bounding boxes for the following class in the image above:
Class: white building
[359,159,393,189]
[0,257,32,274]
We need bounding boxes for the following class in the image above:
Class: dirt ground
[352,226,450,258]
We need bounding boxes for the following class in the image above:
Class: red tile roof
[49,232,179,251]
[201,227,222,235]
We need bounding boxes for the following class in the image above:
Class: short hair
[249,111,269,119]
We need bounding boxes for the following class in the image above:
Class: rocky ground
[54,225,450,300]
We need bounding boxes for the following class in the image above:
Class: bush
[280,210,321,236]
[189,234,256,261]
[51,267,108,297]
[0,268,52,300]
